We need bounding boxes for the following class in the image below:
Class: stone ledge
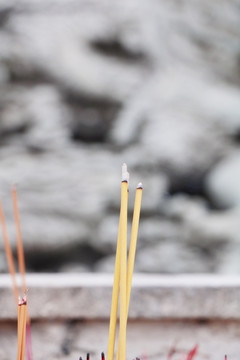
[0,273,239,320]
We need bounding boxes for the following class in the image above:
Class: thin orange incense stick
[0,198,19,305]
[21,300,27,360]
[12,187,33,360]
[17,299,22,358]
[12,186,27,295]
[17,299,25,360]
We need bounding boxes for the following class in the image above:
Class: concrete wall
[1,274,240,359]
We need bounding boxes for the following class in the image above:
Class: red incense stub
[167,344,176,360]
[186,345,198,360]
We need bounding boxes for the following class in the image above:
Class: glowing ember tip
[137,182,143,189]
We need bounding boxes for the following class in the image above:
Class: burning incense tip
[18,296,27,306]
[101,352,105,360]
[121,163,129,183]
[137,182,143,189]
[87,352,90,360]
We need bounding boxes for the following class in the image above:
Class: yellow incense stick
[12,186,27,295]
[119,168,128,360]
[106,220,121,360]
[0,198,19,305]
[107,164,129,360]
[126,183,142,314]
[116,183,142,360]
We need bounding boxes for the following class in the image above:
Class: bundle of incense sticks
[0,186,33,360]
[1,164,143,360]
[17,296,27,360]
[0,166,228,360]
[106,163,143,360]
[78,163,143,360]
